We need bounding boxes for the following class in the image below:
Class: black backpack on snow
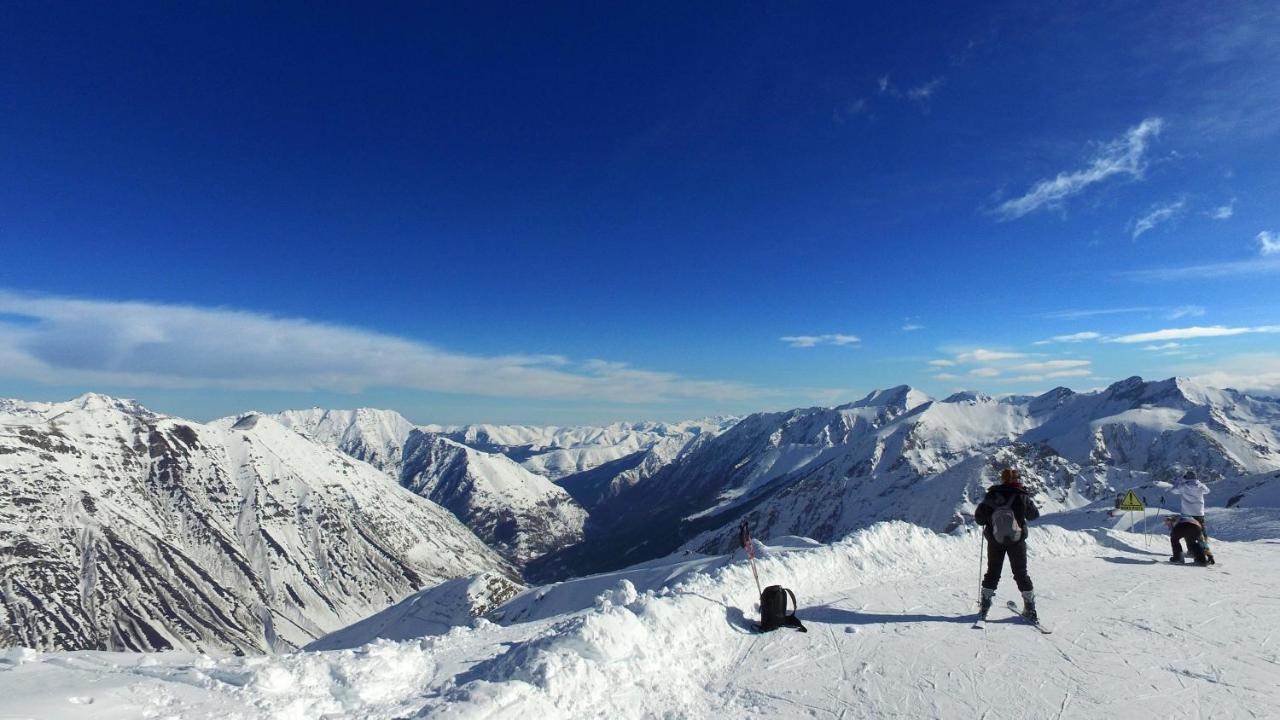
[758,585,807,633]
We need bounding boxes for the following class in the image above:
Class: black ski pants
[1171,523,1208,563]
[983,539,1033,592]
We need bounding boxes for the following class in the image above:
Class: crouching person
[1166,515,1212,566]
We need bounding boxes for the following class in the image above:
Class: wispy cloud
[1259,230,1280,255]
[1014,360,1091,372]
[1108,325,1280,344]
[1131,198,1186,239]
[1166,305,1206,319]
[1121,257,1280,281]
[928,359,956,367]
[1143,343,1183,351]
[1210,199,1236,220]
[1040,307,1154,320]
[955,349,1025,362]
[906,77,944,101]
[1122,232,1280,280]
[969,367,1001,377]
[994,118,1164,220]
[1035,331,1103,345]
[997,369,1092,384]
[0,291,768,404]
[832,98,869,124]
[901,323,925,332]
[779,334,861,348]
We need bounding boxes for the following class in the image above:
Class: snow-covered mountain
[532,377,1280,578]
[255,409,730,566]
[0,395,513,654]
[399,431,588,566]
[267,408,416,477]
[270,408,738,485]
[428,418,739,480]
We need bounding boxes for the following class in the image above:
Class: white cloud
[996,368,1092,384]
[1210,199,1236,220]
[928,359,956,367]
[1121,256,1280,281]
[1108,325,1280,344]
[901,323,925,332]
[933,373,960,381]
[779,334,861,348]
[1040,307,1153,320]
[1014,359,1091,372]
[1143,343,1183,351]
[1040,331,1103,343]
[1131,198,1186,239]
[969,367,1002,377]
[1166,305,1205,319]
[1045,368,1092,379]
[1188,354,1280,395]
[955,349,1025,362]
[1125,232,1280,280]
[0,291,767,404]
[1259,230,1280,255]
[877,75,891,93]
[906,77,944,101]
[994,118,1164,220]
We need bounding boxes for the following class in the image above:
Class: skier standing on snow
[975,467,1041,622]
[1170,471,1210,532]
[1165,515,1212,565]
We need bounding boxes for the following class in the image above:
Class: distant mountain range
[4,376,1279,653]
[526,377,1280,579]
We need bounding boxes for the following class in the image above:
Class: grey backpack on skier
[990,492,1023,544]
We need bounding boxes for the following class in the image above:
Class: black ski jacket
[975,483,1040,543]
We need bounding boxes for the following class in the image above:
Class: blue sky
[2,1,1278,424]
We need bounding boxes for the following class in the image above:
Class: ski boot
[1020,590,1038,624]
[979,587,995,620]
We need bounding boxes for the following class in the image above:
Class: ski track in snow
[1,521,1277,719]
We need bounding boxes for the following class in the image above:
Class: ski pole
[739,519,763,597]
[978,531,985,607]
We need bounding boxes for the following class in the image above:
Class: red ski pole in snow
[738,519,763,597]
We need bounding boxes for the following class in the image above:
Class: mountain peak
[848,385,931,412]
[942,391,993,404]
[70,392,154,417]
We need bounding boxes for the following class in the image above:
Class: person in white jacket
[1170,472,1210,532]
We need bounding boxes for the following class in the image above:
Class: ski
[1006,601,1052,634]
[971,615,986,630]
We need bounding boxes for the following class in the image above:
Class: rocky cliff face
[0,395,513,654]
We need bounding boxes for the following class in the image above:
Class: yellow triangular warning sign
[1118,490,1145,512]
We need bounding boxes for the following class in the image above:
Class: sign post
[1118,489,1146,541]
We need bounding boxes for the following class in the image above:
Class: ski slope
[1,517,1277,719]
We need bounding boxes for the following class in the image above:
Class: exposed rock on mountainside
[0,395,513,654]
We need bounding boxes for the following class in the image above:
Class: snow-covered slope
[305,571,524,651]
[266,408,416,478]
[7,507,1279,719]
[0,395,513,654]
[400,432,588,567]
